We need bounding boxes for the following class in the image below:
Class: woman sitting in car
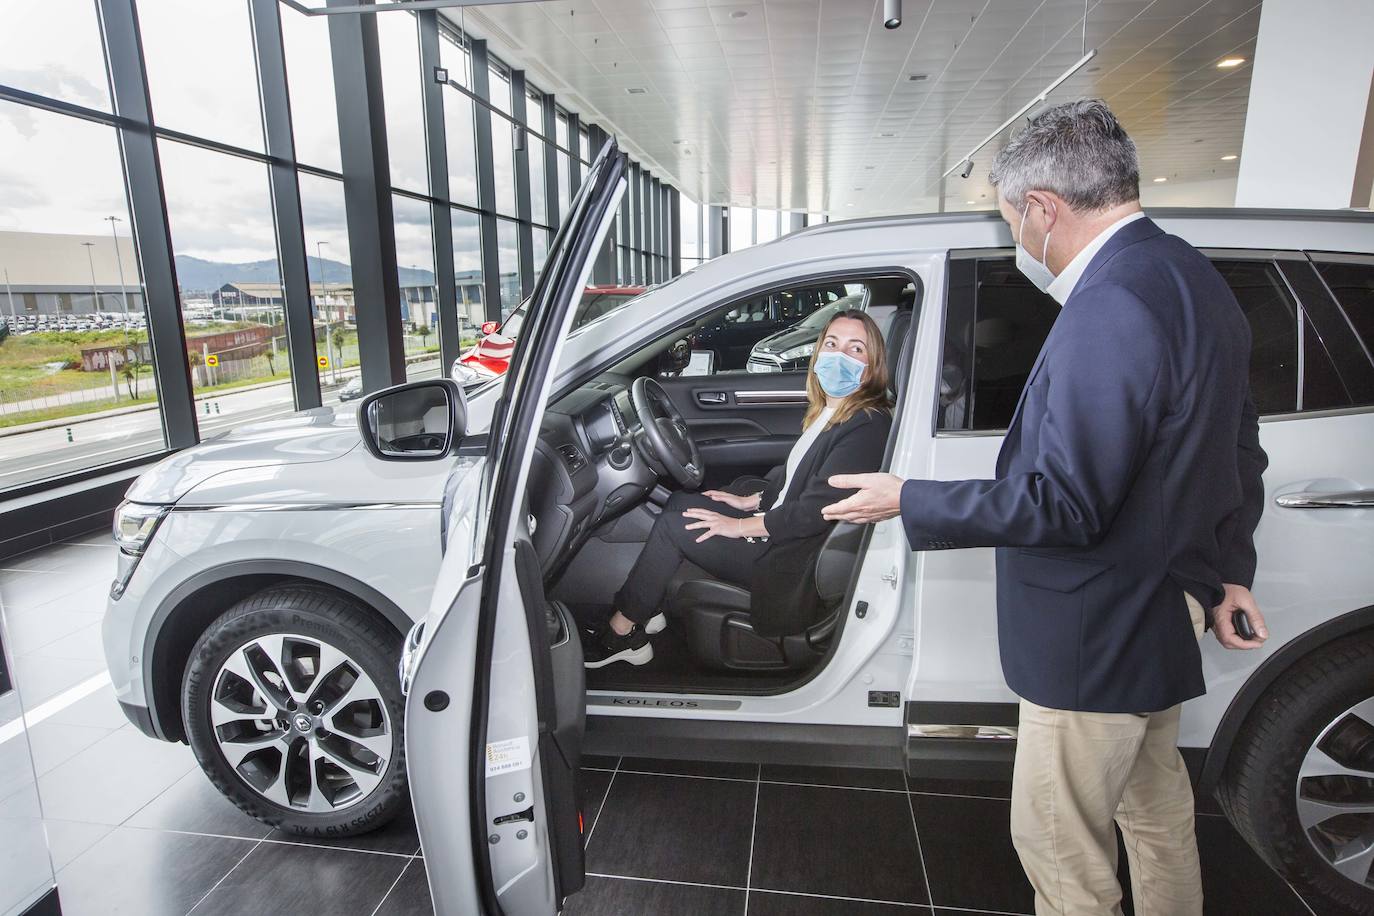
[585,309,894,668]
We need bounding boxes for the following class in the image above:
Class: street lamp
[2,267,16,319]
[81,242,100,315]
[104,216,133,323]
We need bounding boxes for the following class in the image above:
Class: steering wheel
[630,377,705,488]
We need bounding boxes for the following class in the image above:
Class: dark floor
[0,535,1341,915]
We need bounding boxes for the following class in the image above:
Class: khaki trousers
[1009,594,1207,916]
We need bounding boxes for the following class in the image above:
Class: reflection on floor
[0,534,1341,915]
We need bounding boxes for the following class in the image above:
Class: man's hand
[1211,583,1269,650]
[702,489,761,512]
[822,473,905,524]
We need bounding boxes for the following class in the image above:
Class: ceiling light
[884,0,902,29]
[1153,177,1167,183]
[673,139,686,144]
[907,73,928,82]
[965,200,976,205]
[730,9,748,18]
[878,132,898,138]
[1221,154,1238,161]
[1217,57,1245,69]
[626,87,647,94]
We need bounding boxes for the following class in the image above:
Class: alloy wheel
[209,632,392,813]
[1297,696,1374,888]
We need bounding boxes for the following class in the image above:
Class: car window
[1209,260,1300,415]
[938,256,1059,432]
[1314,258,1374,354]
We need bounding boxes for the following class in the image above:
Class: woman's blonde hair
[803,309,893,430]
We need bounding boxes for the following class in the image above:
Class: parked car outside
[104,187,1374,914]
[746,292,865,372]
[686,282,854,371]
[449,285,647,385]
[337,374,363,401]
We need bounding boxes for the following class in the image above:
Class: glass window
[1315,259,1374,359]
[756,209,779,245]
[394,196,437,376]
[488,63,512,115]
[138,0,264,151]
[451,209,483,336]
[729,207,753,252]
[1211,259,1299,415]
[279,5,341,173]
[527,116,548,226]
[442,85,479,207]
[0,0,111,112]
[532,228,551,278]
[807,211,826,226]
[158,140,295,428]
[377,10,427,194]
[437,26,471,88]
[496,218,521,315]
[579,127,591,164]
[0,103,163,491]
[297,173,351,395]
[938,257,1060,432]
[680,198,702,261]
[555,113,571,218]
[492,114,518,217]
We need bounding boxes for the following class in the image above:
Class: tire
[182,585,408,837]
[1218,633,1374,914]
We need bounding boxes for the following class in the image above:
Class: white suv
[105,143,1374,913]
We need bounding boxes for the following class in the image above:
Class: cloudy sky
[1,0,505,279]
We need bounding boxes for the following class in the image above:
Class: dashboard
[526,373,658,575]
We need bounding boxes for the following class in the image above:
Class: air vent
[556,444,587,473]
[609,401,628,435]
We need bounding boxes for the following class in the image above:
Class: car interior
[519,274,922,695]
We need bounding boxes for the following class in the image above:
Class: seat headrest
[885,309,913,400]
[814,522,864,606]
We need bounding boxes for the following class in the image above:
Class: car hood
[126,406,362,504]
[752,324,817,354]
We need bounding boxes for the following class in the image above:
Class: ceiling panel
[456,0,1260,214]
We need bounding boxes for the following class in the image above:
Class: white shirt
[771,406,835,509]
[1046,210,1146,305]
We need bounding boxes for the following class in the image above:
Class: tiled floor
[0,534,1341,915]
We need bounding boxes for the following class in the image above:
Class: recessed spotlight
[965,200,976,205]
[626,87,648,94]
[878,132,897,138]
[672,139,686,144]
[1217,57,1245,69]
[907,73,928,82]
[730,9,748,18]
[1153,177,1167,183]
[1221,154,1238,161]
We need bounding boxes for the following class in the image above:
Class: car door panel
[655,370,808,481]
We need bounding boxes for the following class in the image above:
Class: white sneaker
[645,613,668,635]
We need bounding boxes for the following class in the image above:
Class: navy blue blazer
[901,217,1268,713]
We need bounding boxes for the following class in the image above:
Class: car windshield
[496,290,643,342]
[498,304,527,339]
[798,302,844,331]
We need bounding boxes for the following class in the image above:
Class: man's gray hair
[988,99,1140,211]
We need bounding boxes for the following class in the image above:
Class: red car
[450,285,648,384]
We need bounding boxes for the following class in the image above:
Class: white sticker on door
[485,736,532,777]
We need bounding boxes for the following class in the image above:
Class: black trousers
[614,490,770,625]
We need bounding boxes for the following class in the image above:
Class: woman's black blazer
[749,407,892,636]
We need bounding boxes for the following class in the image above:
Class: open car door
[405,140,628,915]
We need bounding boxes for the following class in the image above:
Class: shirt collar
[1046,210,1146,305]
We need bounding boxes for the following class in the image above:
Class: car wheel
[182,585,408,837]
[1218,634,1374,914]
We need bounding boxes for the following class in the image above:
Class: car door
[404,140,627,916]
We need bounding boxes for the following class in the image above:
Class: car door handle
[1275,489,1374,509]
[696,391,728,405]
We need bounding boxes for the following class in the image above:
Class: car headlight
[113,500,170,556]
[778,342,815,361]
[451,362,479,383]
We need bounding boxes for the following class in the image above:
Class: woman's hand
[702,490,761,512]
[682,507,747,543]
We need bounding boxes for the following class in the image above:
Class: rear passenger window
[1315,258,1374,353]
[938,256,1059,431]
[1209,260,1298,414]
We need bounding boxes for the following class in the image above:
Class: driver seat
[668,522,864,671]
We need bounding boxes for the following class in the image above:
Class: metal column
[100,0,198,448]
[668,186,681,278]
[250,0,321,409]
[566,112,582,195]
[586,124,615,284]
[327,0,406,389]
[418,10,461,372]
[469,39,502,321]
[541,93,560,229]
[509,70,535,298]
[708,205,727,257]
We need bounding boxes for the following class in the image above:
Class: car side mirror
[657,337,692,376]
[358,379,466,461]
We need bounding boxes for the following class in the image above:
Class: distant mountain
[173,255,436,293]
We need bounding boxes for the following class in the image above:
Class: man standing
[823,99,1271,915]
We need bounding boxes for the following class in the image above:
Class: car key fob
[1233,609,1257,641]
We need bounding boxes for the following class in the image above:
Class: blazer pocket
[1015,550,1112,593]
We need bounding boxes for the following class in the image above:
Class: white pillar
[1234,0,1374,210]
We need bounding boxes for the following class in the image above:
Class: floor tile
[43,687,129,730]
[34,726,197,825]
[582,754,619,770]
[620,756,757,780]
[374,858,433,916]
[565,875,744,916]
[22,621,105,662]
[4,608,103,657]
[910,793,1032,913]
[268,802,419,855]
[25,720,116,776]
[56,826,253,916]
[11,654,106,708]
[751,890,931,914]
[2,543,116,577]
[581,767,614,832]
[585,771,755,887]
[1195,816,1310,916]
[124,768,273,840]
[761,763,907,791]
[0,573,108,613]
[906,776,1013,799]
[41,818,115,870]
[193,840,409,916]
[750,782,929,904]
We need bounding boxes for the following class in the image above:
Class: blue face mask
[813,350,867,398]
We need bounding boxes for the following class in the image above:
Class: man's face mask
[1015,199,1056,294]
